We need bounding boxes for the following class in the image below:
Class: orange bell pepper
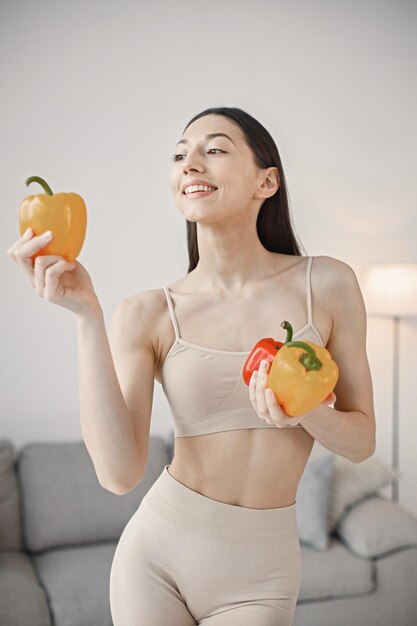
[268,328,339,417]
[19,175,87,263]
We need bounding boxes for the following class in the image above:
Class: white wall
[1,0,416,514]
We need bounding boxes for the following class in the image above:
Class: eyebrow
[176,132,236,147]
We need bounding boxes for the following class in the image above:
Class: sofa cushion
[298,538,374,601]
[296,453,335,551]
[0,552,51,626]
[337,495,417,558]
[18,437,169,552]
[310,442,400,530]
[0,439,23,550]
[34,543,115,626]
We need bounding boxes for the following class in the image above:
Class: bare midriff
[168,428,315,509]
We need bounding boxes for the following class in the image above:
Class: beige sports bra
[160,256,324,437]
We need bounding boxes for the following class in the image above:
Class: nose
[181,149,205,173]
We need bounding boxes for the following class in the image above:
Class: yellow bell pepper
[19,175,87,263]
[268,332,339,417]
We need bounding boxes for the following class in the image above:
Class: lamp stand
[392,316,400,503]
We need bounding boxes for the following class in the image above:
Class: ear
[255,167,280,199]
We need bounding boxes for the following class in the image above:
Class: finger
[33,255,69,296]
[11,230,53,263]
[6,227,34,257]
[322,391,337,405]
[265,388,287,427]
[256,363,273,424]
[7,228,39,286]
[249,370,269,423]
[248,370,258,407]
[44,259,76,300]
[10,230,54,286]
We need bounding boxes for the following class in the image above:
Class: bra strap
[163,287,181,340]
[306,257,314,325]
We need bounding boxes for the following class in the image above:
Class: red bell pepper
[242,321,293,386]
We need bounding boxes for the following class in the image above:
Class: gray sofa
[1,435,417,626]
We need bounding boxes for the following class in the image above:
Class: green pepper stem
[25,176,53,196]
[281,320,293,343]
[284,340,323,371]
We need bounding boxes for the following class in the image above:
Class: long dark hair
[181,106,306,273]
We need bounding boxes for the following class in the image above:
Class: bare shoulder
[312,255,365,338]
[123,287,166,315]
[114,289,166,355]
[311,255,357,290]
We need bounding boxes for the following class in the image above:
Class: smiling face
[170,114,278,225]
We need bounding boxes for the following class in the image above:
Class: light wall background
[1,0,416,515]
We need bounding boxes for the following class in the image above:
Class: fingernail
[44,231,52,238]
[24,227,32,237]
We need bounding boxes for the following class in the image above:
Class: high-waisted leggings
[109,464,301,625]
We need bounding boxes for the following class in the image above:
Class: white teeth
[184,184,216,194]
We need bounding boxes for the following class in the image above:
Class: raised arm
[6,228,158,494]
[78,291,158,494]
[299,256,376,462]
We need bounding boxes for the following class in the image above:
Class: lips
[184,188,217,198]
[181,180,218,194]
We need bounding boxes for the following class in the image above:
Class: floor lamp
[363,263,417,503]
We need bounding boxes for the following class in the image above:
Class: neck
[190,221,285,294]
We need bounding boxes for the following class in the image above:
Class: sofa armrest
[336,495,417,558]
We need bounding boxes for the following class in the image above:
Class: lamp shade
[363,263,417,317]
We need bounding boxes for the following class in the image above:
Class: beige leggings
[110,464,301,626]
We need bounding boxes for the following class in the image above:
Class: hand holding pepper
[244,320,339,422]
[6,227,101,317]
[6,176,99,318]
[249,358,337,428]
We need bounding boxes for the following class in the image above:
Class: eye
[171,148,225,162]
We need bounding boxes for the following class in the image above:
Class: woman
[7,106,376,626]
